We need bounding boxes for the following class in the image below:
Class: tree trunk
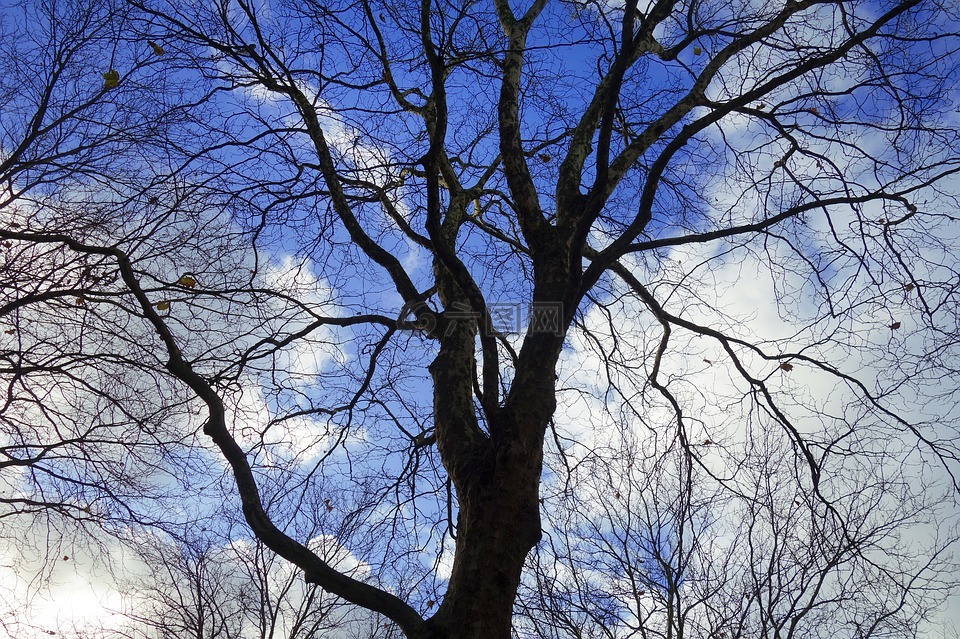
[425,313,550,639]
[427,434,544,639]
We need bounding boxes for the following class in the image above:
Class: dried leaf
[693,46,702,55]
[779,362,794,372]
[703,439,714,445]
[102,69,120,89]
[904,283,915,292]
[3,329,15,335]
[148,40,165,55]
[889,321,901,330]
[538,153,552,162]
[177,274,197,288]
[155,301,170,311]
[807,107,819,115]
[324,499,333,512]
[426,599,435,609]
[703,358,713,364]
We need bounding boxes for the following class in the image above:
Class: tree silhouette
[2,0,960,637]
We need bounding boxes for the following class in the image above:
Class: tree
[2,0,960,637]
[115,529,382,639]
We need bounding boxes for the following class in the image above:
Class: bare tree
[114,529,370,639]
[2,0,960,638]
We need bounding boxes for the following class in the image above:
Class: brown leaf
[889,321,901,330]
[538,153,552,162]
[426,599,435,609]
[703,439,714,446]
[324,499,333,512]
[102,69,120,89]
[779,362,794,372]
[904,284,915,292]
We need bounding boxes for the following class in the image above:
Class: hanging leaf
[148,40,165,55]
[426,599,435,609]
[102,69,120,89]
[807,107,819,115]
[177,274,197,288]
[779,362,794,372]
[904,283,915,292]
[155,301,170,311]
[693,46,702,55]
[889,321,901,330]
[324,499,333,512]
[538,153,552,162]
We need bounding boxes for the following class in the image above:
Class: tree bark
[424,308,551,639]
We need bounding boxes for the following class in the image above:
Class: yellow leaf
[177,275,197,288]
[148,40,165,55]
[155,301,170,311]
[693,46,702,55]
[102,69,120,89]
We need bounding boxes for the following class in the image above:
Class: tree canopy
[2,0,960,637]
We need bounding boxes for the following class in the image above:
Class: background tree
[114,526,381,639]
[2,0,960,638]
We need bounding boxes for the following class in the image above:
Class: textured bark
[423,291,555,639]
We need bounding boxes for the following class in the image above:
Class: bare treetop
[1,0,959,638]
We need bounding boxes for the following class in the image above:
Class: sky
[2,0,960,637]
